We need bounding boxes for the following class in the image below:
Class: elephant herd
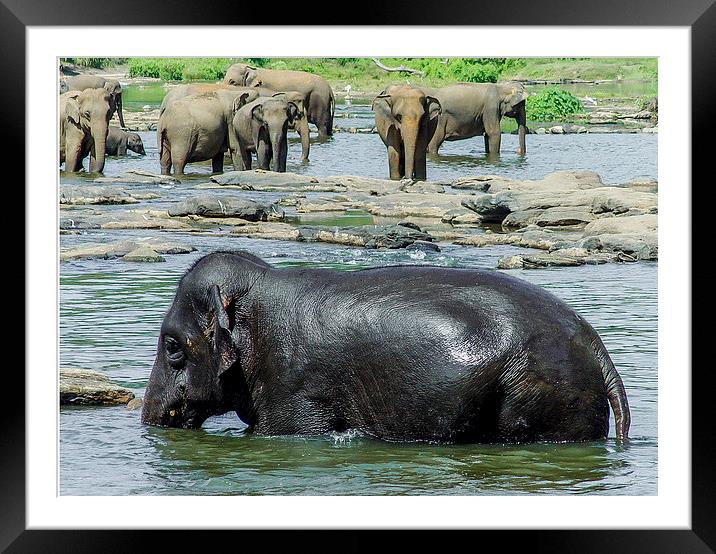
[59,62,529,181]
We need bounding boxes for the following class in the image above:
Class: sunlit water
[59,93,657,496]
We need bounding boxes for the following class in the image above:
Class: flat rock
[60,367,135,406]
[308,223,434,249]
[534,207,594,227]
[168,195,283,221]
[94,169,180,185]
[126,398,144,411]
[60,186,159,205]
[61,238,195,261]
[122,246,165,262]
[583,214,658,236]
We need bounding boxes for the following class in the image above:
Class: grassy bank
[62,57,657,89]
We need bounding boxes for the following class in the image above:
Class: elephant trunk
[270,127,288,172]
[516,103,527,155]
[401,118,420,180]
[116,93,126,129]
[89,125,108,173]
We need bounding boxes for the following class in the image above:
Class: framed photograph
[10,0,709,550]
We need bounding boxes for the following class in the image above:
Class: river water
[59,97,657,496]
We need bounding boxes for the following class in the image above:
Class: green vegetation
[127,58,235,81]
[526,87,584,121]
[501,57,657,82]
[61,57,126,69]
[123,57,525,84]
[62,58,657,101]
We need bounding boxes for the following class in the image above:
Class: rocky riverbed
[60,168,657,270]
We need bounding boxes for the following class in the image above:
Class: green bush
[127,58,234,81]
[62,57,125,69]
[526,86,584,121]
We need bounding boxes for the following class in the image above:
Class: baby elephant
[231,97,299,172]
[106,127,146,156]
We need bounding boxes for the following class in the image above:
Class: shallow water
[59,90,657,496]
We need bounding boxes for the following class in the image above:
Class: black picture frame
[7,0,709,551]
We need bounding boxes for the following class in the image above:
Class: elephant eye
[164,336,186,368]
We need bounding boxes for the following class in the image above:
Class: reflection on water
[59,87,657,496]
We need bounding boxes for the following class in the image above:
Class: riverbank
[60,169,657,270]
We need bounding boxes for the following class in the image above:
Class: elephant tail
[328,90,335,134]
[593,337,631,441]
[158,124,171,173]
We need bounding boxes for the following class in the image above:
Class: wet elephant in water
[231,97,299,172]
[223,63,334,140]
[59,89,112,173]
[62,75,126,129]
[141,250,631,444]
[421,82,528,157]
[157,88,258,175]
[106,127,145,156]
[372,84,442,181]
[161,83,310,162]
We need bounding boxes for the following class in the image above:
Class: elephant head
[102,79,125,128]
[126,132,146,155]
[142,251,270,429]
[249,98,298,172]
[63,88,112,173]
[372,85,441,180]
[224,63,253,86]
[498,82,528,155]
[59,79,68,94]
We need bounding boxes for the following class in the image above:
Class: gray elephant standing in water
[157,89,258,175]
[62,75,126,129]
[231,97,299,172]
[421,82,528,157]
[59,89,112,173]
[106,127,145,156]
[224,63,334,139]
[372,84,442,181]
[161,84,310,162]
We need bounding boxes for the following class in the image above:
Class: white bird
[582,96,597,106]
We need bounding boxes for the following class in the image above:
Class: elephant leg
[386,143,402,180]
[240,149,252,171]
[65,143,82,172]
[171,147,188,176]
[117,137,128,156]
[486,133,501,158]
[211,152,224,174]
[484,134,490,154]
[296,119,310,162]
[427,123,445,155]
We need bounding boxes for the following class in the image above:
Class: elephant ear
[211,285,240,377]
[425,95,442,120]
[286,101,299,123]
[501,86,528,116]
[372,93,395,124]
[232,92,251,113]
[65,95,81,125]
[251,103,264,123]
[103,80,121,95]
